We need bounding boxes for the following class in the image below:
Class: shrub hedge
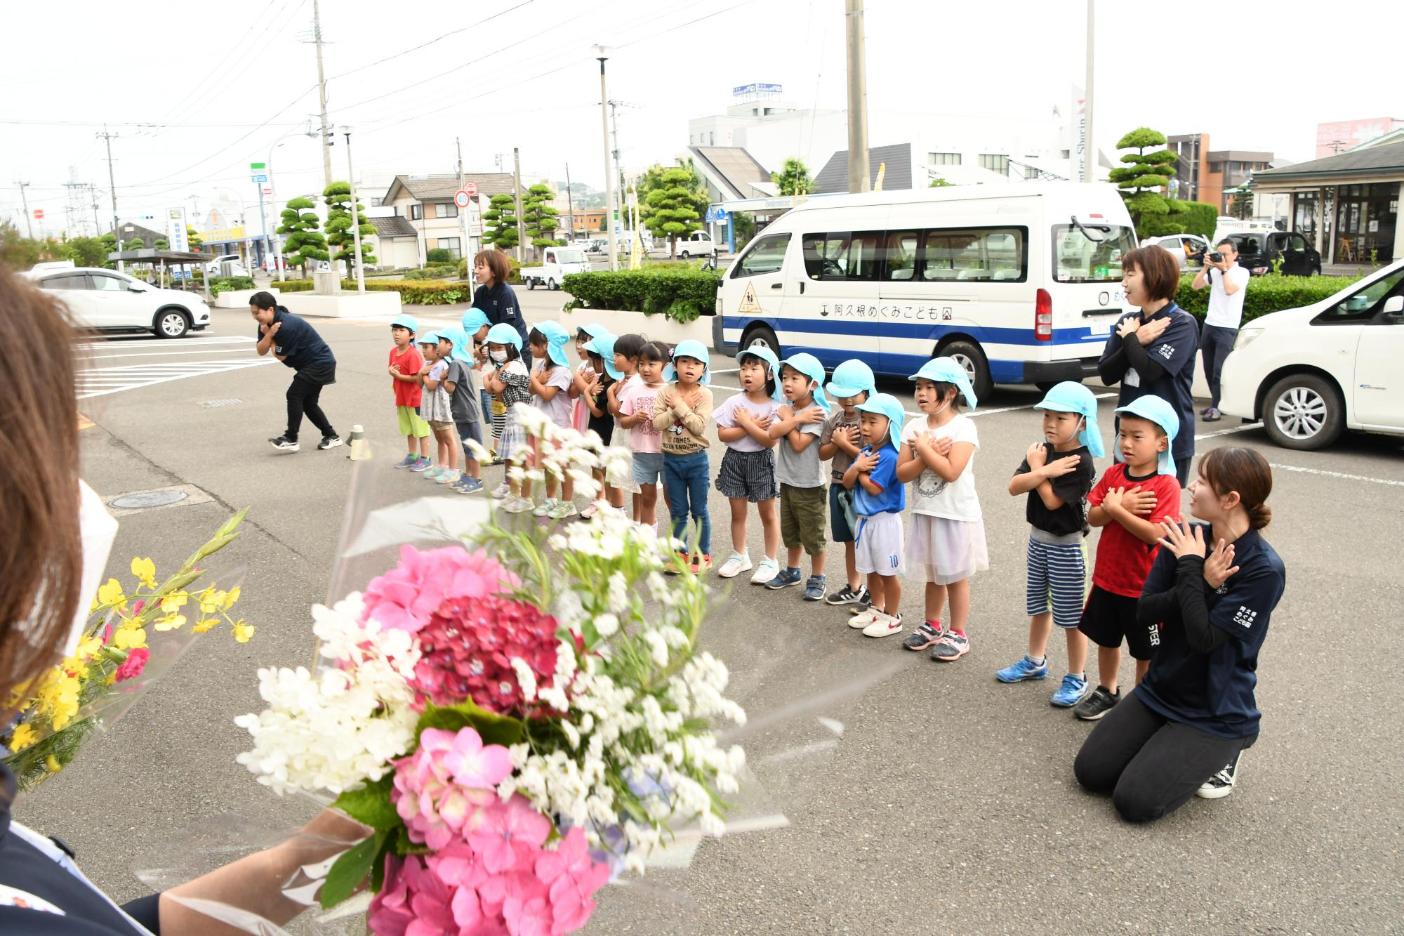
[208,275,255,296]
[348,279,472,305]
[560,268,720,323]
[1175,272,1360,324]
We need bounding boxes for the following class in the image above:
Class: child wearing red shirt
[1074,395,1182,722]
[387,314,432,471]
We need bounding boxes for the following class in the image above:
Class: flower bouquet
[235,406,747,935]
[2,509,251,791]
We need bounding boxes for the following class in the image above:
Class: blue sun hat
[825,359,876,400]
[855,392,906,453]
[461,307,491,335]
[417,329,442,346]
[664,339,711,385]
[484,322,523,351]
[584,333,623,381]
[576,321,610,342]
[390,313,419,335]
[737,345,785,402]
[533,320,571,367]
[909,357,977,410]
[1035,381,1104,458]
[780,352,831,412]
[1114,395,1180,477]
[438,325,470,362]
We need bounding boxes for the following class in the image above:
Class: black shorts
[1078,585,1158,661]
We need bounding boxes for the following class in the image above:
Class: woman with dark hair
[1074,446,1286,823]
[470,248,527,344]
[0,269,363,934]
[1097,245,1199,486]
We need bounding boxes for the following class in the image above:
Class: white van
[712,182,1138,398]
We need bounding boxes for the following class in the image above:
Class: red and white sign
[463,181,478,198]
[454,189,471,208]
[33,208,44,220]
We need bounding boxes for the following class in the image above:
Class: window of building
[409,204,423,221]
[928,152,961,166]
[435,203,458,219]
[978,154,1010,175]
[436,237,462,258]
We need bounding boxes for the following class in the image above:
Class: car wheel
[740,325,780,361]
[1262,373,1343,450]
[527,278,536,290]
[155,308,190,339]
[1310,263,1321,276]
[547,278,557,290]
[680,250,691,259]
[937,339,993,403]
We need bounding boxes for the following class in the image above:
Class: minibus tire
[937,341,992,402]
[741,325,780,361]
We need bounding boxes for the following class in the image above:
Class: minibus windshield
[1052,224,1136,283]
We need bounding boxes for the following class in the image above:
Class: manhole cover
[110,489,189,510]
[199,398,244,409]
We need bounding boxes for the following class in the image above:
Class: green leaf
[331,775,401,831]
[415,700,526,748]
[215,509,248,539]
[319,829,384,909]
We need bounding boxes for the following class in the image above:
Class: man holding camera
[1192,239,1249,422]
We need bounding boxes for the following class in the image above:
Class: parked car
[1223,230,1321,276]
[205,253,250,277]
[21,266,211,338]
[674,230,717,259]
[1218,259,1404,449]
[1143,233,1211,270]
[521,246,591,290]
[585,238,608,255]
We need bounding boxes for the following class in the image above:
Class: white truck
[673,230,717,259]
[521,246,591,290]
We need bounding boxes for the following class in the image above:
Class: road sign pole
[256,184,270,273]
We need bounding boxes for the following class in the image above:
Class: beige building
[380,173,517,266]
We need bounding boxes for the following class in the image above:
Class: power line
[325,0,535,81]
[154,0,289,120]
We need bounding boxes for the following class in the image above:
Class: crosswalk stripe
[76,358,276,400]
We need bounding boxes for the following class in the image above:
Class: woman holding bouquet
[0,268,363,935]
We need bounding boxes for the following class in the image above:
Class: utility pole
[98,127,122,269]
[609,100,626,216]
[15,181,32,238]
[512,146,526,263]
[457,135,473,264]
[312,0,334,192]
[595,46,617,271]
[1083,0,1095,183]
[564,163,574,240]
[844,0,870,194]
[344,128,365,292]
[89,184,102,237]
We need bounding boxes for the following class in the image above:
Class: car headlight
[1234,328,1264,351]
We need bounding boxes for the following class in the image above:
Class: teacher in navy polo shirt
[250,291,342,453]
[1074,447,1286,822]
[1097,246,1199,486]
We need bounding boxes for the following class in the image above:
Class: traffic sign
[463,181,478,197]
[251,174,268,183]
[249,162,266,171]
[454,189,471,209]
[33,208,44,220]
[262,186,273,196]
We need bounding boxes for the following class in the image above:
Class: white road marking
[75,336,253,351]
[85,347,271,361]
[1195,422,1262,440]
[77,358,276,399]
[1269,462,1404,488]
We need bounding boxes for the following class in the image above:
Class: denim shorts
[631,451,665,486]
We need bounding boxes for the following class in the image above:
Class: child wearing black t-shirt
[997,383,1100,707]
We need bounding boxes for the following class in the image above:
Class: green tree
[929,177,954,188]
[482,193,519,251]
[0,220,42,270]
[323,181,376,277]
[64,237,109,267]
[1227,186,1253,220]
[772,158,812,196]
[522,183,560,254]
[186,225,203,249]
[1107,127,1180,237]
[730,212,756,253]
[278,196,329,276]
[638,162,708,258]
[154,238,170,250]
[123,238,145,251]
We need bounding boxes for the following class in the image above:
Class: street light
[343,127,365,293]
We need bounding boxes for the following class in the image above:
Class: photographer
[1192,240,1249,422]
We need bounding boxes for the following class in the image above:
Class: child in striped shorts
[995,382,1102,708]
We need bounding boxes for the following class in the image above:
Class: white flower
[593,613,619,638]
[509,657,538,702]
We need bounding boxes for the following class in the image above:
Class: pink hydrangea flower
[113,647,150,683]
[368,854,457,936]
[393,728,512,851]
[534,827,610,934]
[362,545,513,634]
[467,794,552,875]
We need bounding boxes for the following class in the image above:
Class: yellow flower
[154,614,186,632]
[112,625,148,650]
[193,618,220,634]
[198,589,222,615]
[130,557,158,590]
[45,755,62,775]
[36,670,81,730]
[233,621,255,644]
[159,594,187,614]
[222,586,241,611]
[96,578,125,609]
[75,635,103,662]
[8,723,38,752]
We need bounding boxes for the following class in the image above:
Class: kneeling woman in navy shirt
[1074,447,1285,823]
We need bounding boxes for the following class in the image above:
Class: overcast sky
[2,0,1396,235]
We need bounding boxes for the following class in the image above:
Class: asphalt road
[21,294,1404,934]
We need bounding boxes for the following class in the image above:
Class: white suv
[22,266,211,338]
[1219,259,1404,449]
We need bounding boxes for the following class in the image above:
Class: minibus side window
[802,232,883,281]
[732,233,791,278]
[883,231,919,281]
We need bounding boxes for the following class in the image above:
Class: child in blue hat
[437,326,485,494]
[570,323,611,434]
[996,381,1102,706]
[387,313,432,472]
[527,321,577,519]
[892,357,988,655]
[418,330,461,486]
[578,332,621,518]
[766,353,832,600]
[845,393,907,637]
[653,340,715,572]
[462,308,495,447]
[1073,393,1183,722]
[481,323,533,510]
[820,359,877,608]
[712,346,784,583]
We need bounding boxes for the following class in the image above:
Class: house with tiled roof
[380,173,517,266]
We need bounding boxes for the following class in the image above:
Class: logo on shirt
[1154,343,1175,360]
[1232,605,1257,629]
[1147,622,1161,647]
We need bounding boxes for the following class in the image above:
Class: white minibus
[712,182,1138,398]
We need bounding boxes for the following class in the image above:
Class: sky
[2,0,1398,237]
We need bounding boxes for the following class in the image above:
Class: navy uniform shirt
[253,307,336,375]
[472,283,527,344]
[1135,525,1287,739]
[1097,303,1198,464]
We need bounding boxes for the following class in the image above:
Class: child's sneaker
[802,575,826,601]
[503,496,534,514]
[456,477,484,494]
[491,482,511,499]
[846,586,873,615]
[548,500,577,520]
[717,552,752,579]
[533,498,557,518]
[750,557,780,585]
[1050,673,1090,708]
[1196,753,1241,799]
[824,583,864,606]
[930,630,969,662]
[848,606,886,629]
[995,655,1049,683]
[393,454,418,469]
[690,554,711,574]
[409,457,432,473]
[1074,686,1120,721]
[435,470,459,485]
[862,612,904,638]
[581,502,600,520]
[764,567,803,590]
[902,620,945,652]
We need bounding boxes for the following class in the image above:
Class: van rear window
[1052,224,1136,283]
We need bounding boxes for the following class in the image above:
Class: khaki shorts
[397,405,430,439]
[429,419,456,433]
[779,482,827,556]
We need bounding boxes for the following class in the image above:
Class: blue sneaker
[1050,673,1090,707]
[393,454,417,469]
[802,575,826,601]
[995,655,1049,683]
[409,457,432,473]
[764,566,803,590]
[455,477,484,494]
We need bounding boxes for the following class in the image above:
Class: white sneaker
[533,498,556,517]
[436,470,459,485]
[548,500,577,520]
[862,612,904,638]
[504,496,534,514]
[849,606,886,629]
[581,502,600,520]
[491,482,511,500]
[749,557,780,585]
[716,551,752,579]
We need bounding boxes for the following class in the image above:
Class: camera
[1208,251,1224,264]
